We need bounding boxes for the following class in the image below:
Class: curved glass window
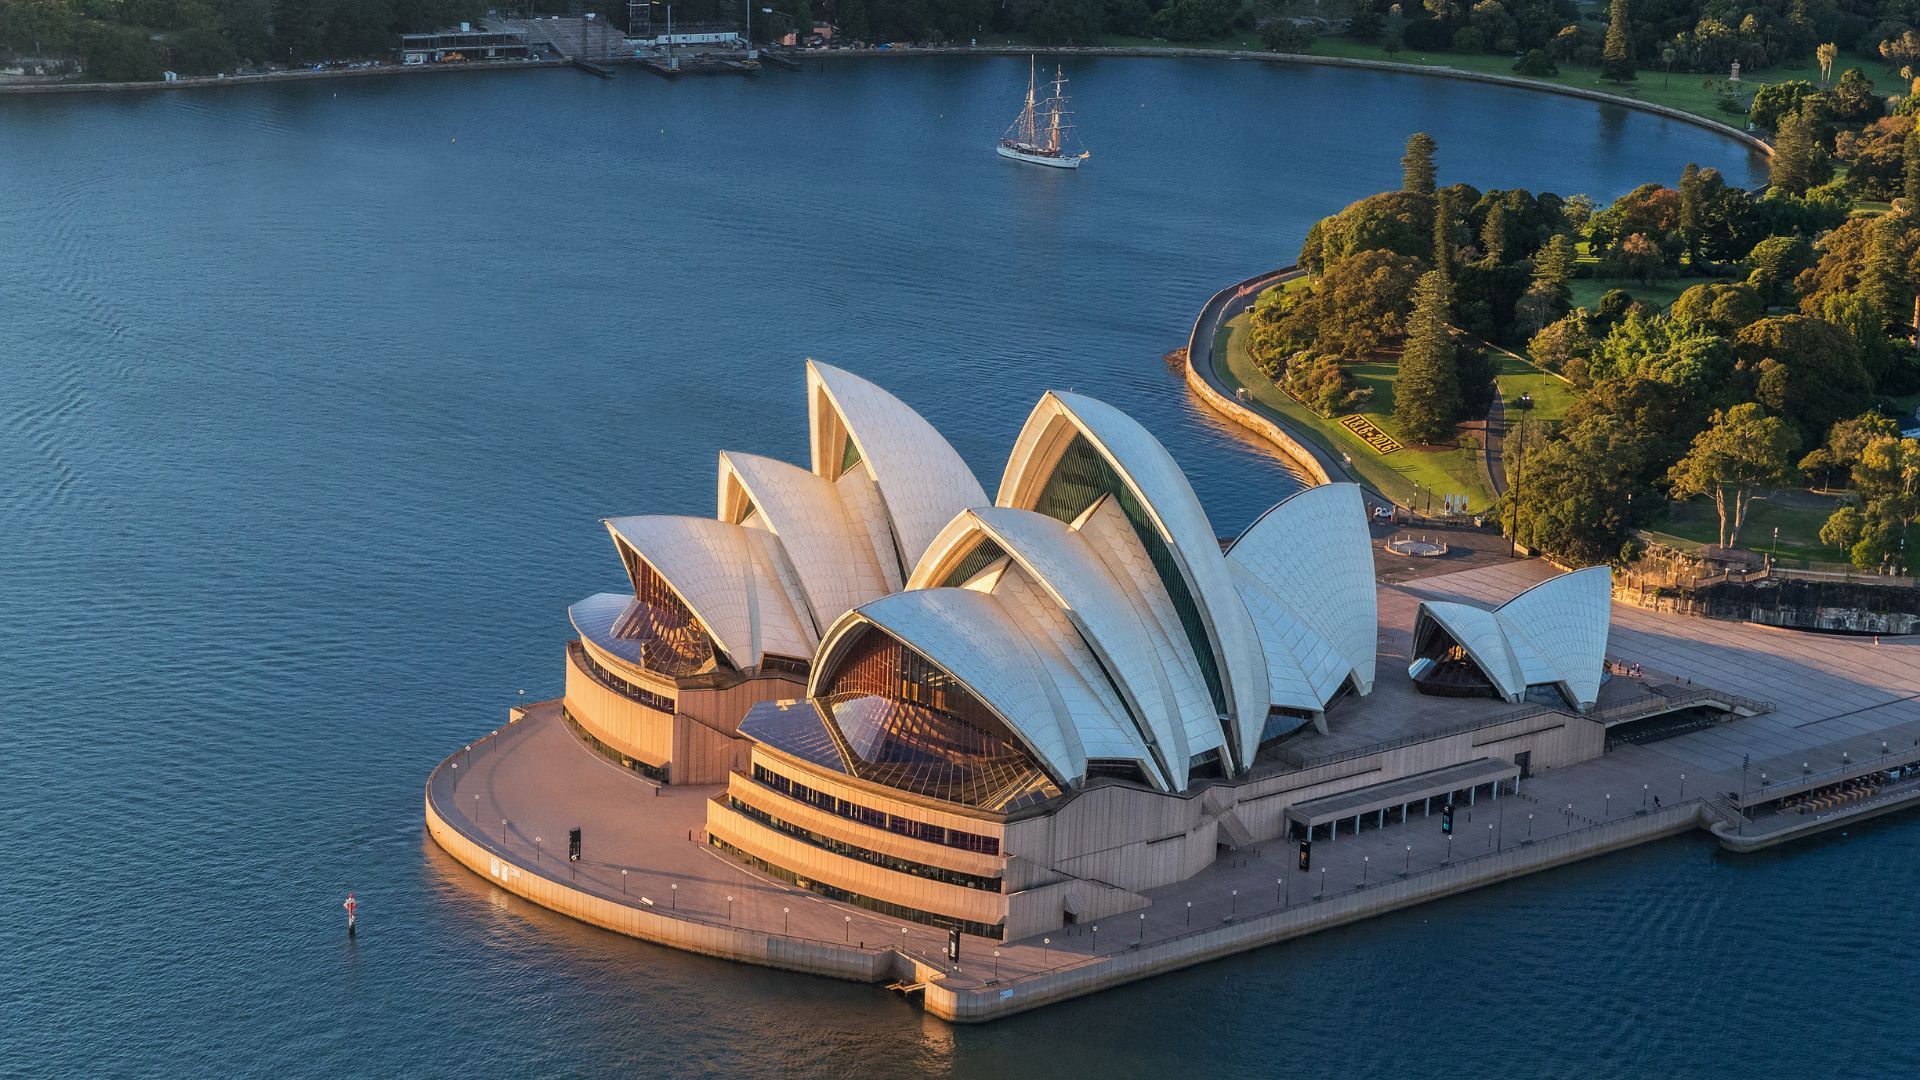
[818,628,1056,809]
[937,538,1006,589]
[1031,433,1228,719]
[614,544,718,677]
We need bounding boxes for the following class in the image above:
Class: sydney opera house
[560,361,1610,941]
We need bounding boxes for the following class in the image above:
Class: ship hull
[996,142,1081,169]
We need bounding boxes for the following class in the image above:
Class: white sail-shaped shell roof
[1073,495,1230,771]
[806,360,987,573]
[998,390,1271,771]
[1227,483,1379,696]
[1230,561,1353,718]
[717,451,892,635]
[910,506,1193,789]
[1496,566,1612,709]
[814,588,1109,788]
[1412,567,1611,710]
[1414,601,1522,700]
[604,515,817,670]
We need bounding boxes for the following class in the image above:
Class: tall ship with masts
[997,58,1090,169]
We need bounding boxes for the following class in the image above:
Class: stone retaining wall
[1182,265,1341,489]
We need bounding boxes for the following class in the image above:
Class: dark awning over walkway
[1285,757,1519,832]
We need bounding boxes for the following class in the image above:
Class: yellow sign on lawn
[1340,414,1403,455]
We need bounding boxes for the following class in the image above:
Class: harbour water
[9,56,1908,1078]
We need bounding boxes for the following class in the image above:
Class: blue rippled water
[10,56,1909,1079]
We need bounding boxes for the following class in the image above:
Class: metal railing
[1736,745,1920,808]
[969,798,1704,991]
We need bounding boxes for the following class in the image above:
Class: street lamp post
[535,836,542,862]
[782,907,789,933]
[1405,844,1412,873]
[1319,867,1327,896]
[1042,936,1051,964]
[1680,773,1686,799]
[1138,912,1146,944]
[1229,890,1237,919]
[1642,783,1649,811]
[1091,924,1099,950]
[993,950,1001,979]
[1605,793,1610,817]
[1185,901,1192,926]
[844,915,851,942]
[621,869,628,895]
[1527,812,1534,839]
[1362,856,1369,885]
[670,882,677,909]
[726,895,734,923]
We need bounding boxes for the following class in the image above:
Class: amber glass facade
[613,544,718,677]
[818,628,1054,808]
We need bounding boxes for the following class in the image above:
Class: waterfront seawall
[808,46,1774,160]
[423,714,900,985]
[1182,264,1346,491]
[426,706,1717,1023]
[923,800,1702,1021]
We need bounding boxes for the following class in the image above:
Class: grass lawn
[1643,494,1858,569]
[1218,311,1497,511]
[1298,36,1871,126]
[1494,350,1577,424]
[1566,274,1707,313]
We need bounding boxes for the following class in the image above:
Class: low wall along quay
[427,704,1722,1024]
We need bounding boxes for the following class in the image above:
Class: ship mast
[1047,66,1064,153]
[1020,56,1039,145]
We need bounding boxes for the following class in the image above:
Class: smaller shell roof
[807,361,987,570]
[1496,565,1612,709]
[604,515,816,670]
[1415,600,1523,700]
[718,451,892,634]
[1413,566,1611,709]
[1227,482,1378,696]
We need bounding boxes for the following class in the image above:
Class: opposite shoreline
[0,43,1778,157]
